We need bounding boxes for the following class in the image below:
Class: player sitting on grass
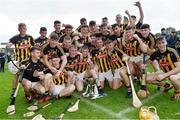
[21,47,52,103]
[42,33,67,81]
[65,45,82,90]
[146,36,180,100]
[43,55,75,99]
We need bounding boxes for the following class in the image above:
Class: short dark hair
[125,25,133,31]
[80,18,87,22]
[89,20,96,26]
[63,36,71,41]
[131,15,136,19]
[96,37,103,41]
[116,14,122,18]
[54,20,61,25]
[80,25,89,30]
[69,45,77,50]
[102,17,108,20]
[40,27,47,32]
[112,24,119,29]
[65,24,73,29]
[161,28,166,31]
[104,39,113,45]
[90,33,96,37]
[50,33,58,40]
[156,35,166,43]
[81,46,89,51]
[140,24,150,29]
[51,54,59,59]
[100,23,108,28]
[18,23,26,28]
[30,46,41,53]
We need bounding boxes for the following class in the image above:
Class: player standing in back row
[6,23,34,99]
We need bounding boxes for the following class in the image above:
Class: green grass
[0,64,180,119]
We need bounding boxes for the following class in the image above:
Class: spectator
[175,40,180,55]
[0,49,6,72]
[167,29,180,50]
[160,27,171,41]
[161,28,166,35]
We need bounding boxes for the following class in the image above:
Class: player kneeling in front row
[76,46,99,99]
[105,40,133,98]
[121,26,151,97]
[65,46,99,98]
[91,37,113,92]
[146,36,180,100]
[21,47,52,103]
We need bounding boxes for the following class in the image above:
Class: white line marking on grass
[72,94,121,119]
[71,92,161,119]
[118,92,161,118]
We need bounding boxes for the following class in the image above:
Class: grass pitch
[0,64,180,119]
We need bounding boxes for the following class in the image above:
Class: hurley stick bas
[125,61,142,108]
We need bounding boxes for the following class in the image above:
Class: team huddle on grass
[5,1,180,116]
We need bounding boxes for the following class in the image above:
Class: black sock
[10,88,16,98]
[44,91,49,95]
[98,86,104,93]
[126,86,132,93]
[140,85,147,90]
[10,97,15,105]
[12,88,16,93]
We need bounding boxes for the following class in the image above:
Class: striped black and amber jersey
[84,43,96,53]
[132,21,143,33]
[42,44,64,60]
[72,36,90,48]
[138,32,156,49]
[89,28,100,35]
[109,49,125,69]
[135,21,143,30]
[78,36,89,44]
[44,68,66,85]
[150,48,179,73]
[94,33,111,42]
[122,38,142,57]
[59,33,73,43]
[62,47,69,54]
[117,23,128,35]
[34,37,48,47]
[9,34,34,62]
[66,55,80,71]
[91,48,111,73]
[75,56,88,73]
[50,31,64,40]
[110,34,122,42]
[53,73,66,85]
